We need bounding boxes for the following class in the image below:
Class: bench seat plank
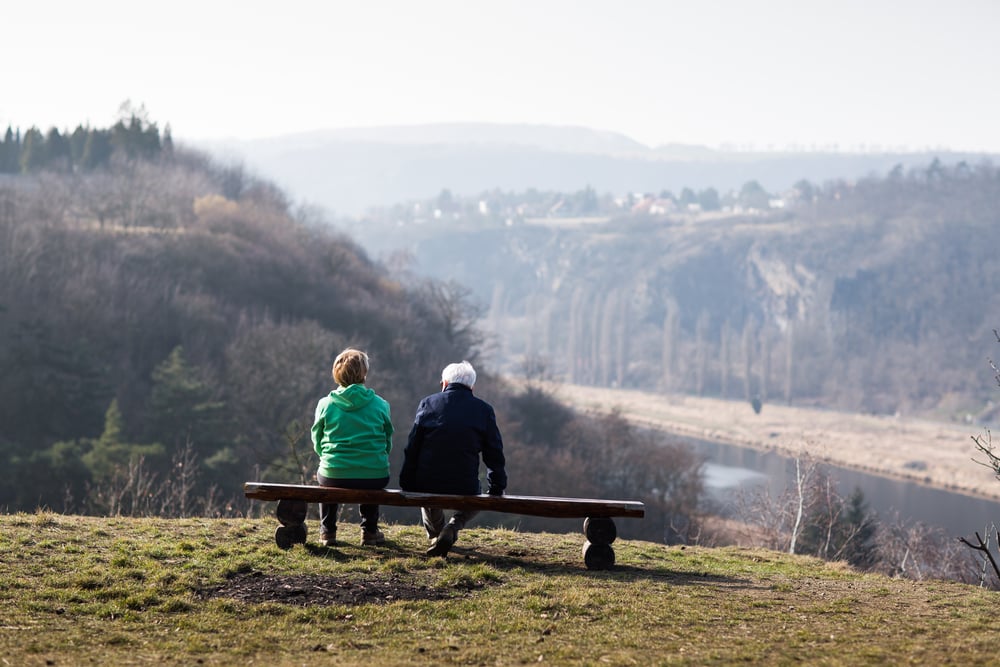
[244,482,644,519]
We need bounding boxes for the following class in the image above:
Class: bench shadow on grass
[299,538,748,591]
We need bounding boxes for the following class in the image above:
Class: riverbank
[542,382,1000,501]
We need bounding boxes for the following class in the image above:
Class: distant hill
[198,123,996,215]
[337,159,1000,418]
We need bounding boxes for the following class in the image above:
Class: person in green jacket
[312,348,393,546]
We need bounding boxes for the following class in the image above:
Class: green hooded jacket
[312,384,393,479]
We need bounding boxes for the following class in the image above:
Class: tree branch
[958,530,1000,584]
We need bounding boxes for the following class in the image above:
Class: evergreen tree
[0,126,15,173]
[793,179,816,202]
[0,319,111,445]
[111,104,161,161]
[0,438,23,508]
[69,125,89,169]
[82,399,164,482]
[679,187,698,207]
[45,127,71,172]
[698,187,721,211]
[1,437,91,511]
[146,347,226,461]
[80,129,112,170]
[162,123,174,159]
[738,180,771,210]
[839,488,879,569]
[798,482,879,569]
[19,127,46,173]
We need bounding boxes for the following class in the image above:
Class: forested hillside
[0,117,697,544]
[0,121,466,511]
[360,160,1000,417]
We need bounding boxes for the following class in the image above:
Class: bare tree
[959,328,1000,586]
[567,287,586,383]
[85,447,242,519]
[719,319,730,398]
[788,457,813,554]
[587,288,602,384]
[958,529,1000,587]
[162,441,199,518]
[661,300,679,391]
[742,316,756,401]
[759,327,771,404]
[87,456,159,517]
[419,279,486,353]
[695,310,709,396]
[732,454,821,554]
[488,282,507,361]
[784,321,795,405]
[734,454,878,567]
[615,290,629,388]
[969,330,1000,478]
[877,512,975,583]
[598,290,617,386]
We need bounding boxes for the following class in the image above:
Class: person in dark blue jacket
[400,360,507,557]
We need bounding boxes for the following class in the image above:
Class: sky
[4,0,1000,153]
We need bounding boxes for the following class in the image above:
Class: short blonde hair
[332,348,369,386]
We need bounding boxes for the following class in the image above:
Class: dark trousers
[316,472,389,537]
[420,507,479,539]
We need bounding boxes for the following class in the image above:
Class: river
[685,436,1000,538]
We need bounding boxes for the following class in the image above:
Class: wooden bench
[243,482,645,570]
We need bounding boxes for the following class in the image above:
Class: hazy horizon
[4,0,999,154]
[204,121,1000,157]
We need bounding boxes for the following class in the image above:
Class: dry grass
[542,382,997,500]
[1,512,998,666]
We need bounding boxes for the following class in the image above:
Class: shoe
[362,529,386,546]
[425,524,456,557]
[321,533,337,547]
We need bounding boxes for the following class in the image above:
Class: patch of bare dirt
[201,571,477,606]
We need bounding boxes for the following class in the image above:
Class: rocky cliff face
[372,184,1000,415]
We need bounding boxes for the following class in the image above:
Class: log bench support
[244,482,644,570]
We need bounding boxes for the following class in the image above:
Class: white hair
[441,360,477,388]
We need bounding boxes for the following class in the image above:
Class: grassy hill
[1,512,995,665]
